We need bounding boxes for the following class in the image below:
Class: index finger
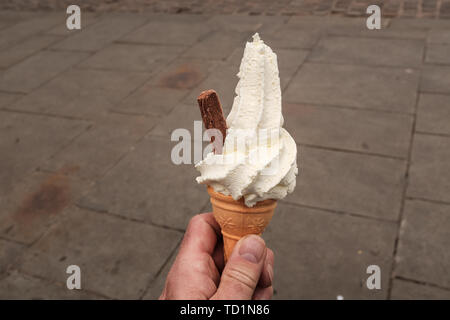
[179,212,221,256]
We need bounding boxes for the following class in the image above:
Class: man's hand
[159,213,274,300]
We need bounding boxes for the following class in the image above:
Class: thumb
[212,235,267,300]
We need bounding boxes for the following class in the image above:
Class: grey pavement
[0,10,449,300]
[2,0,450,19]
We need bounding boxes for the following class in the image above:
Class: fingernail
[238,235,265,263]
[267,263,274,283]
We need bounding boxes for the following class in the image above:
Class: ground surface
[2,0,450,18]
[0,7,449,300]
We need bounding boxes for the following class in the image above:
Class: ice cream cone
[207,186,277,263]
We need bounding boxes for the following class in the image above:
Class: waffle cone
[207,186,277,263]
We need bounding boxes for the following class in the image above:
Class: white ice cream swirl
[195,33,298,207]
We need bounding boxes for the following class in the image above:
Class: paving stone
[0,271,103,299]
[263,202,397,299]
[0,170,86,245]
[0,34,62,68]
[0,16,20,31]
[428,28,450,44]
[0,14,61,50]
[182,31,251,60]
[42,114,157,181]
[45,12,100,36]
[309,36,424,67]
[0,239,24,274]
[0,1,448,19]
[142,247,178,300]
[325,26,427,40]
[286,16,369,29]
[147,58,218,90]
[208,14,286,34]
[283,103,413,157]
[207,15,260,33]
[111,58,215,117]
[425,44,450,64]
[0,92,22,108]
[121,18,212,46]
[225,46,251,71]
[19,206,183,299]
[78,136,209,230]
[416,93,450,135]
[261,25,322,50]
[255,16,289,36]
[294,16,390,38]
[390,18,450,31]
[0,50,88,93]
[421,66,450,94]
[113,84,190,116]
[51,15,148,51]
[277,48,309,90]
[79,43,185,72]
[284,63,419,113]
[396,200,450,288]
[149,103,206,142]
[145,13,210,23]
[182,63,239,115]
[391,279,450,299]
[0,112,88,201]
[285,16,392,35]
[9,69,149,119]
[408,134,450,203]
[0,11,42,25]
[288,146,406,220]
[139,13,206,23]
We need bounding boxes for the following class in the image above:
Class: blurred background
[0,0,449,299]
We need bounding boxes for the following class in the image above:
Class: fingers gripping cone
[197,90,276,263]
[207,186,276,263]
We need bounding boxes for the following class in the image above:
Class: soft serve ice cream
[195,33,298,207]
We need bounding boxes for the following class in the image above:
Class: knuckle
[184,215,202,237]
[267,248,274,260]
[267,286,274,298]
[189,214,202,227]
[223,265,259,291]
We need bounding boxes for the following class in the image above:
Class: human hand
[159,213,274,300]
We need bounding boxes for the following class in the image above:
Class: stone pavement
[0,10,449,300]
[2,0,450,19]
